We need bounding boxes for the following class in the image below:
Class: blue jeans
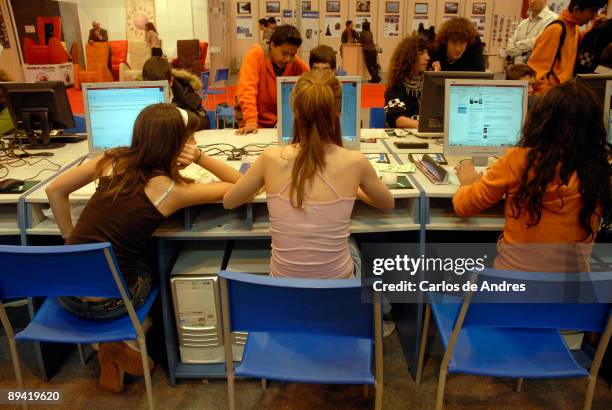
[58,270,153,320]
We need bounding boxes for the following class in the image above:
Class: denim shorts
[58,270,153,320]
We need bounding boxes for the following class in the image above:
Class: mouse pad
[0,180,40,194]
[386,176,413,190]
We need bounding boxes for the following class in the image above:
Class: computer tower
[170,241,246,364]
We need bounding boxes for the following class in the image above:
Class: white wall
[77,0,209,60]
[78,0,126,46]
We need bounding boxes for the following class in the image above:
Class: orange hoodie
[236,44,309,129]
[529,10,583,96]
[453,148,600,271]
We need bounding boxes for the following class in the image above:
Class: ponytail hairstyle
[94,103,199,200]
[289,70,342,208]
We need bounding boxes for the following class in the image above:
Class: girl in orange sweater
[453,81,611,271]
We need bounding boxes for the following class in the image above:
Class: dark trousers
[151,47,163,57]
[364,49,380,82]
[58,270,153,320]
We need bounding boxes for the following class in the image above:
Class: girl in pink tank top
[224,70,394,278]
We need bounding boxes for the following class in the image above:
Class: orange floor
[67,83,386,115]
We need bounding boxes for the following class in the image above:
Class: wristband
[195,148,202,163]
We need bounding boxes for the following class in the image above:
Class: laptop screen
[84,81,169,152]
[277,76,361,150]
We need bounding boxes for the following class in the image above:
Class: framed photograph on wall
[444,2,459,14]
[386,1,399,13]
[327,1,341,13]
[472,2,486,15]
[237,2,251,14]
[302,1,311,11]
[414,3,428,14]
[356,1,370,13]
[266,1,281,14]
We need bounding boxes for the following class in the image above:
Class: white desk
[21,129,422,239]
[0,140,88,239]
[384,133,506,232]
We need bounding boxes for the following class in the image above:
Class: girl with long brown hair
[453,81,611,271]
[46,103,241,391]
[224,70,394,278]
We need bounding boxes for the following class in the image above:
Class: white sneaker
[383,320,395,337]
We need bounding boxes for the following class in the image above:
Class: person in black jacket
[430,17,485,72]
[384,34,430,128]
[142,57,210,130]
[360,21,381,83]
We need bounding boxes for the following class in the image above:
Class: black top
[384,82,422,128]
[88,28,108,42]
[67,177,166,288]
[341,29,360,44]
[171,78,210,130]
[430,38,485,72]
[360,31,376,51]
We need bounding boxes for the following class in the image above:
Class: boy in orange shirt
[235,25,309,135]
[528,0,607,96]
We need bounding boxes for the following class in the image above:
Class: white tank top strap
[153,180,176,207]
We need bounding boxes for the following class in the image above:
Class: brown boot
[98,349,124,393]
[99,342,154,376]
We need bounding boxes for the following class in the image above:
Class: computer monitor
[276,75,361,150]
[576,73,612,106]
[418,71,494,137]
[604,80,612,142]
[0,80,75,149]
[444,79,528,166]
[83,81,170,153]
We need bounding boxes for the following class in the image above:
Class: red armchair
[22,17,68,65]
[23,37,68,64]
[109,40,128,80]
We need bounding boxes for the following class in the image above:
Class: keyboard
[446,166,488,186]
[411,131,444,139]
[12,134,87,144]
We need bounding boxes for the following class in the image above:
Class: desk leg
[394,192,428,379]
[393,300,423,380]
[158,239,181,386]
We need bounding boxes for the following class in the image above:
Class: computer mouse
[0,178,24,192]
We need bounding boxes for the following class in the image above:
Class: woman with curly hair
[384,34,431,128]
[453,81,611,272]
[430,17,485,72]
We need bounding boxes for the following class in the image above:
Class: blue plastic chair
[199,72,211,107]
[208,68,230,106]
[216,105,235,129]
[0,243,158,409]
[63,114,86,134]
[207,110,216,129]
[218,271,383,410]
[416,269,612,410]
[369,108,386,128]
